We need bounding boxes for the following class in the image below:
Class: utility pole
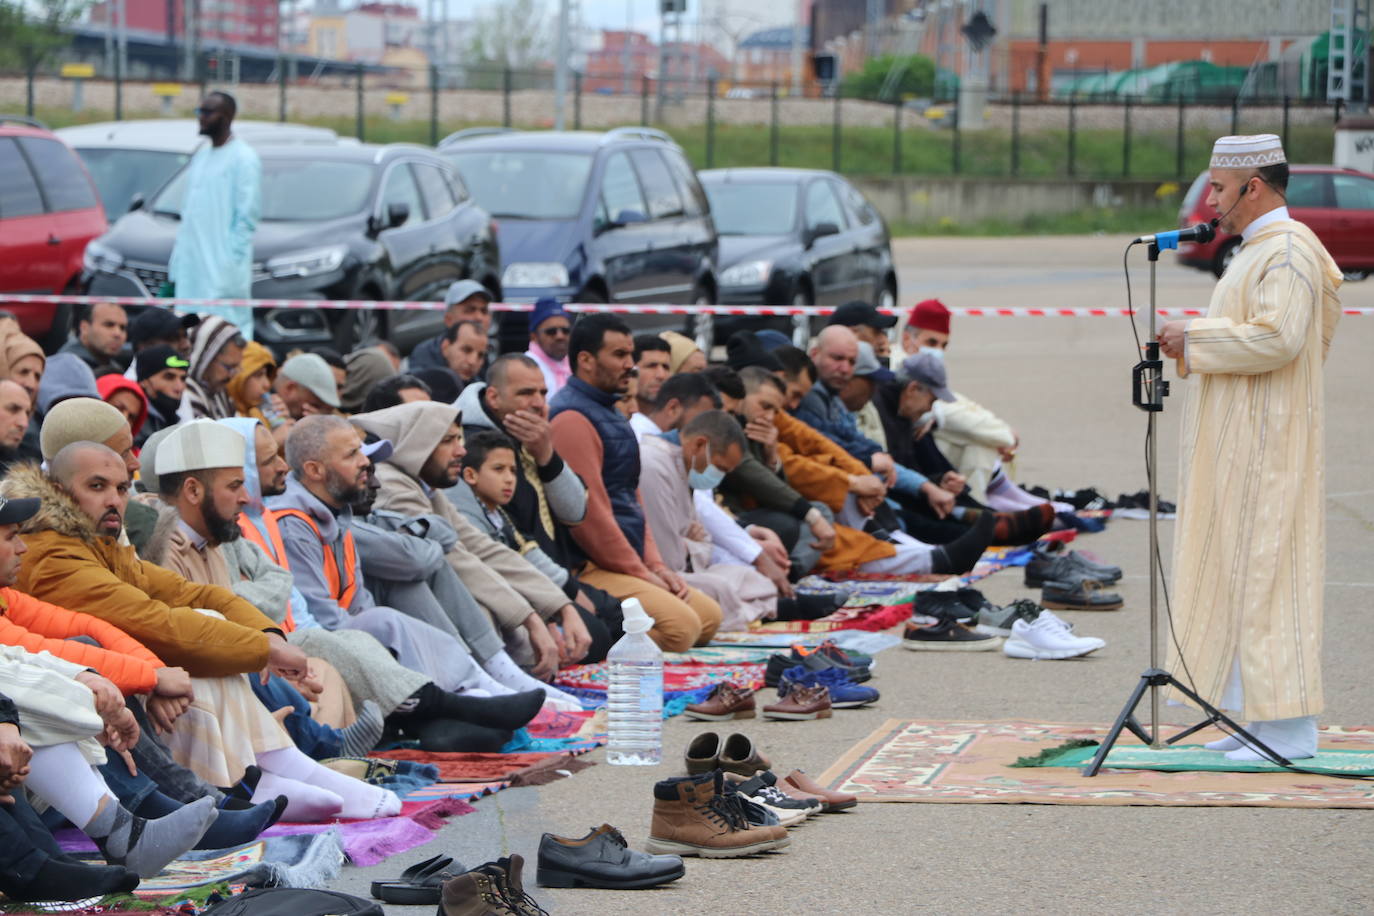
[554,0,569,128]
[789,0,803,96]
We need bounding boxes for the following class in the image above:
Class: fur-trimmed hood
[0,463,100,542]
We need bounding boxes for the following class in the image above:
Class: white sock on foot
[252,772,343,822]
[256,747,402,819]
[1224,716,1316,762]
[484,651,583,708]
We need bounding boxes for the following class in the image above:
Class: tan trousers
[580,564,723,653]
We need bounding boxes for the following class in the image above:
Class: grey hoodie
[453,381,587,526]
[267,473,375,630]
[353,401,570,628]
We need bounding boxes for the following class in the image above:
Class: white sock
[1205,726,1249,751]
[1225,715,1317,762]
[459,661,518,697]
[256,747,402,819]
[25,744,110,827]
[483,650,585,708]
[253,771,344,822]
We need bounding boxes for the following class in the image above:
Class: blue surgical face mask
[919,346,945,361]
[688,444,726,490]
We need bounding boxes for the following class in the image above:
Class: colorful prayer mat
[819,719,1374,807]
[53,832,345,895]
[1022,742,1374,777]
[555,660,765,692]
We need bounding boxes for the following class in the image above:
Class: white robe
[1166,217,1341,721]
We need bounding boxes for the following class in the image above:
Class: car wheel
[877,278,897,313]
[335,299,384,350]
[1212,239,1240,278]
[1341,270,1368,282]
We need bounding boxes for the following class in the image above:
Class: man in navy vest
[549,315,723,652]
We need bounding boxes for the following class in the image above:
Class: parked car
[438,127,718,350]
[1177,164,1374,279]
[57,119,343,221]
[699,167,897,341]
[82,142,501,356]
[0,116,108,348]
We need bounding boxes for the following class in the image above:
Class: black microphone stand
[1082,238,1291,777]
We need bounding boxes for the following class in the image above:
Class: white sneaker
[1002,616,1106,660]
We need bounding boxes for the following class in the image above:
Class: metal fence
[1,56,1351,180]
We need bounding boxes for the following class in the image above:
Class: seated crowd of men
[0,286,1052,901]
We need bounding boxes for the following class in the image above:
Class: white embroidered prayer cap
[156,418,247,475]
[1210,134,1286,169]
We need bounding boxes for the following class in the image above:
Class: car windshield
[703,182,798,235]
[76,148,190,219]
[153,158,375,221]
[446,150,593,219]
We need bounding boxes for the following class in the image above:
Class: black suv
[437,127,718,349]
[82,142,500,355]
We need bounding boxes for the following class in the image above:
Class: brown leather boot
[644,770,788,858]
[474,855,545,916]
[437,867,519,916]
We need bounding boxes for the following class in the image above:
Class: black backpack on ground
[199,887,384,916]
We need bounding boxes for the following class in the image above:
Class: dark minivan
[438,127,718,348]
[82,142,500,355]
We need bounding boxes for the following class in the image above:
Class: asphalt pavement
[331,236,1374,916]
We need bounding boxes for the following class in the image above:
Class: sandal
[369,854,456,903]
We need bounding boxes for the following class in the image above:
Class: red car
[1177,164,1374,279]
[0,116,108,348]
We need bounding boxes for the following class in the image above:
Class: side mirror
[614,208,647,226]
[804,221,840,247]
[386,202,410,228]
[127,193,145,212]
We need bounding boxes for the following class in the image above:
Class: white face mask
[919,346,945,361]
[917,410,936,427]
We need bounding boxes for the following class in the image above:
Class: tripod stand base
[1081,668,1293,777]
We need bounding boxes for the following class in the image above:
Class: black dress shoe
[536,824,685,889]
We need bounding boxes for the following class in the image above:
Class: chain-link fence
[0,55,1348,180]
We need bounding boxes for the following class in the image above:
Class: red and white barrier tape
[1,294,1371,318]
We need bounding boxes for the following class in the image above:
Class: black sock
[433,689,545,731]
[412,719,513,753]
[931,511,996,575]
[193,796,287,850]
[775,593,844,621]
[220,765,262,803]
[14,858,139,903]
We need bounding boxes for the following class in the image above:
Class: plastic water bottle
[605,598,663,766]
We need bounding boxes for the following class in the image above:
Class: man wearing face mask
[638,409,792,632]
[135,347,188,447]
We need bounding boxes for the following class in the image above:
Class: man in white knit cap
[1157,134,1342,761]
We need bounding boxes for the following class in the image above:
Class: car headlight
[83,240,123,273]
[719,259,773,288]
[502,262,570,289]
[265,246,347,280]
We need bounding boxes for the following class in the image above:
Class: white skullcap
[1210,134,1286,169]
[156,419,247,475]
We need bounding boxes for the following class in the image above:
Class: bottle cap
[621,597,653,634]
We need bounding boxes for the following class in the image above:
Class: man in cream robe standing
[1158,134,1342,761]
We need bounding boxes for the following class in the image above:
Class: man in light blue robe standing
[168,91,260,339]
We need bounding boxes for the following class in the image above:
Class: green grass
[889,201,1184,237]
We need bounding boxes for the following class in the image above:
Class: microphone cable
[1121,242,1374,782]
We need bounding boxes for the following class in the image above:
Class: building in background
[734,25,810,87]
[88,0,280,50]
[807,0,1338,101]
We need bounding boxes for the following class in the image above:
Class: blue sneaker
[778,665,879,709]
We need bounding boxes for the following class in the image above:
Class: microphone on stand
[1132,222,1216,250]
